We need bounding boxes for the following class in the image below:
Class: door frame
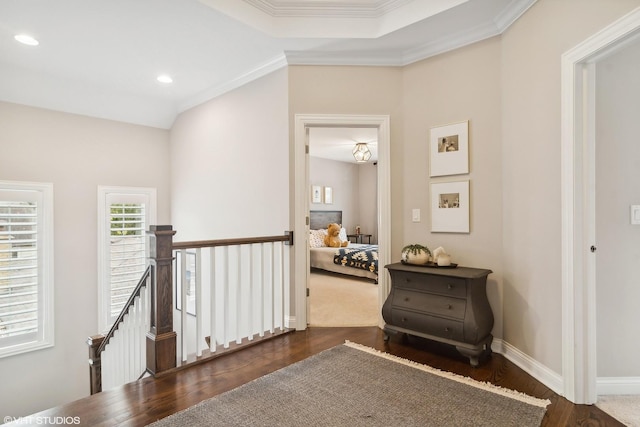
[292,114,391,330]
[560,7,640,404]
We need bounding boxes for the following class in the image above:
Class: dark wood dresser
[382,262,494,366]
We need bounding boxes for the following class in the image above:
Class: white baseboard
[597,377,640,395]
[493,338,564,396]
[285,315,296,330]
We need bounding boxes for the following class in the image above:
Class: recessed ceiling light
[157,75,173,84]
[14,34,39,46]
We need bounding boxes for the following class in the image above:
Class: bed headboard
[310,210,342,230]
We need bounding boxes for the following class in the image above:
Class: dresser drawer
[391,309,464,341]
[391,271,466,298]
[393,289,466,320]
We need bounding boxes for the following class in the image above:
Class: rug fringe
[344,340,551,409]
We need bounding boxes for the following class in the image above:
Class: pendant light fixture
[352,143,372,163]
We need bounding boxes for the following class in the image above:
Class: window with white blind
[0,181,54,359]
[98,187,156,332]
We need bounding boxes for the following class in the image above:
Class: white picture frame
[324,186,333,204]
[429,121,469,177]
[311,185,322,204]
[431,180,470,233]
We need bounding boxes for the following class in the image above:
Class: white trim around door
[293,114,391,330]
[561,7,640,405]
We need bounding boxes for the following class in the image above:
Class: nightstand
[347,233,372,244]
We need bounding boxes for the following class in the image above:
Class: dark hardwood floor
[21,327,622,426]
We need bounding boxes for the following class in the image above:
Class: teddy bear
[323,223,349,248]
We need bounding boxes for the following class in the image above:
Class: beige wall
[402,36,504,340]
[170,68,289,241]
[0,102,170,418]
[290,0,640,378]
[288,65,404,250]
[501,0,640,374]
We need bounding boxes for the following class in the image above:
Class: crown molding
[287,0,536,66]
[285,50,404,66]
[401,20,500,65]
[493,0,537,32]
[286,20,501,67]
[243,0,410,18]
[201,0,469,38]
[178,54,288,113]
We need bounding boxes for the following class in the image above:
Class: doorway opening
[561,8,640,405]
[292,114,391,331]
[307,127,379,326]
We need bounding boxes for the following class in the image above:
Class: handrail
[96,265,152,355]
[172,231,293,250]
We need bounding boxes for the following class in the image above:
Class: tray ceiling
[0,0,536,129]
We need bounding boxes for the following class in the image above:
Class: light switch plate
[631,205,640,225]
[412,209,420,222]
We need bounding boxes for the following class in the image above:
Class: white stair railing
[101,284,150,390]
[172,233,291,364]
[88,230,292,394]
[88,265,152,394]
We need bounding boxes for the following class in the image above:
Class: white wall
[0,102,170,418]
[596,40,640,377]
[170,68,289,241]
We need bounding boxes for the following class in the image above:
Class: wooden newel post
[87,334,105,394]
[146,225,177,375]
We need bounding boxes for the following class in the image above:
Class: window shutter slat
[0,200,39,342]
[107,203,147,319]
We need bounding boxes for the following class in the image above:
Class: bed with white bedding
[309,210,378,282]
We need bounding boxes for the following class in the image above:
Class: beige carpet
[596,395,640,426]
[309,271,378,327]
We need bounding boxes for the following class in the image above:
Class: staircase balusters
[89,227,293,394]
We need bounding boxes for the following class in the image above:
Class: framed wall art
[429,120,469,177]
[431,180,470,233]
[311,185,322,203]
[324,186,333,204]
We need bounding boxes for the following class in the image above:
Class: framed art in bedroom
[431,180,470,233]
[311,185,322,203]
[324,186,333,204]
[429,120,469,177]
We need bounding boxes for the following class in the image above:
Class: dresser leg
[456,335,493,367]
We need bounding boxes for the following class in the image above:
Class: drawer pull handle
[447,304,452,309]
[444,327,449,332]
[402,317,408,323]
[447,284,453,290]
[404,297,410,302]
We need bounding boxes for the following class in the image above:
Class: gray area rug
[149,341,550,427]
